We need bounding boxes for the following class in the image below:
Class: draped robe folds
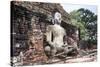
[46,24,67,55]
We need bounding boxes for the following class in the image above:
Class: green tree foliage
[70,8,97,44]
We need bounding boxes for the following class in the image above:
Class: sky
[61,3,97,15]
